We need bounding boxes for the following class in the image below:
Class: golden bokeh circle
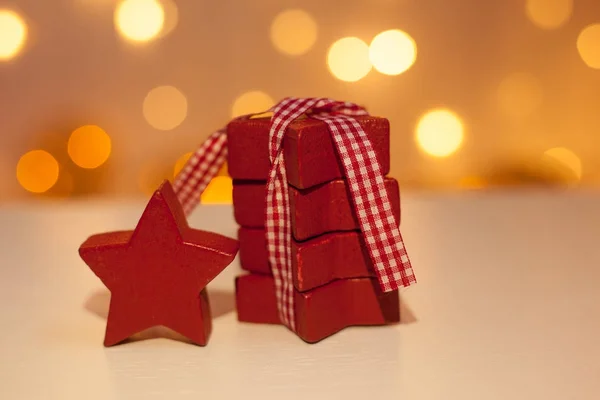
[159,0,178,37]
[270,9,318,56]
[525,0,573,30]
[201,176,233,204]
[415,109,465,158]
[577,24,600,70]
[327,37,372,82]
[143,85,188,130]
[0,10,27,61]
[16,150,60,193]
[114,0,165,43]
[231,91,275,118]
[173,152,192,177]
[369,29,417,76]
[543,147,582,180]
[68,125,112,169]
[497,73,544,118]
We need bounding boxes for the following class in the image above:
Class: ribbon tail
[265,151,296,330]
[317,115,416,292]
[173,129,228,215]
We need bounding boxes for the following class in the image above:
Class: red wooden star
[79,180,239,346]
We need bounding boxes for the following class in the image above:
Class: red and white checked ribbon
[173,97,416,331]
[173,129,227,215]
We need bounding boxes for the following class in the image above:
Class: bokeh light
[174,153,229,178]
[52,168,75,199]
[68,125,112,169]
[159,0,178,37]
[231,91,275,117]
[543,147,582,181]
[173,152,192,177]
[218,163,228,176]
[459,176,487,189]
[577,24,600,70]
[138,161,170,196]
[173,152,233,204]
[525,0,573,30]
[270,9,317,56]
[201,176,233,204]
[173,153,232,203]
[497,73,543,118]
[369,29,417,76]
[143,85,188,130]
[0,10,27,61]
[114,0,164,43]
[327,37,372,82]
[415,109,465,158]
[16,150,60,193]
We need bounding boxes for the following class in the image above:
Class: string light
[16,150,60,193]
[114,0,164,43]
[577,24,600,70]
[143,86,188,131]
[0,10,27,61]
[369,29,417,76]
[415,108,465,158]
[68,125,112,169]
[231,91,274,117]
[327,37,372,82]
[270,9,318,56]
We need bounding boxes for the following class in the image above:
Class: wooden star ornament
[79,180,239,346]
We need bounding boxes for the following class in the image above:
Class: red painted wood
[231,181,265,229]
[289,178,400,241]
[237,227,270,275]
[235,274,280,325]
[236,274,400,343]
[291,231,375,293]
[239,228,384,292]
[227,116,390,189]
[233,178,400,241]
[79,180,239,346]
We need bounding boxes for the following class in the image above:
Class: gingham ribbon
[173,97,416,330]
[173,129,227,215]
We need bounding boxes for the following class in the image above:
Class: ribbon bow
[174,97,416,332]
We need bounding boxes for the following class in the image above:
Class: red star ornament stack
[228,116,403,343]
[79,180,239,346]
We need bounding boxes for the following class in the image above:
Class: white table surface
[1,190,600,400]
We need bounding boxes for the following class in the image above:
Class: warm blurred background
[1,0,599,204]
